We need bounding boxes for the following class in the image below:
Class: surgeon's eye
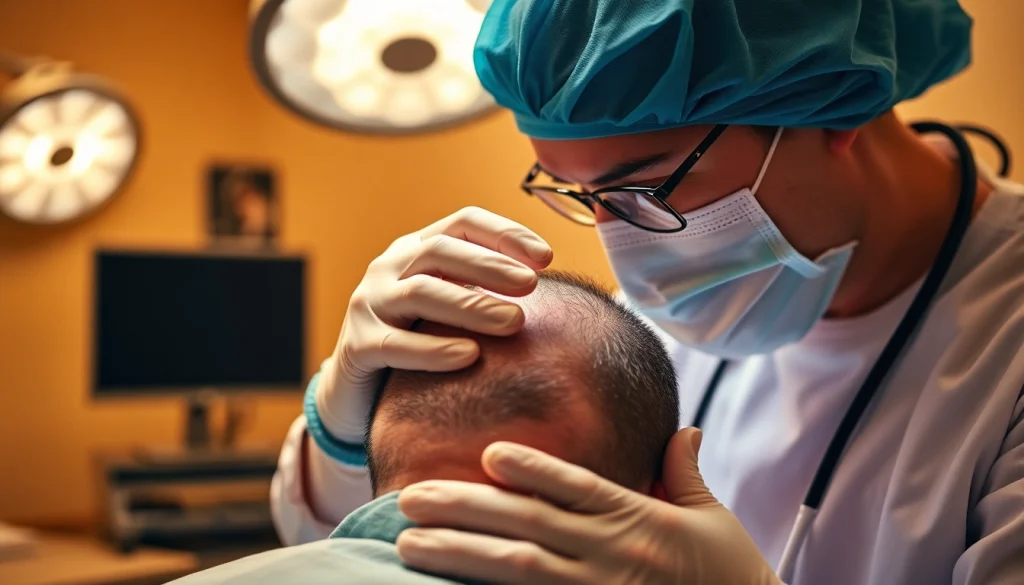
[599,191,639,219]
[596,190,682,231]
[532,171,579,190]
[548,173,573,185]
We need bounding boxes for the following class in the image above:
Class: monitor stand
[132,392,274,466]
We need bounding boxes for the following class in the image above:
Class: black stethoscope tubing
[958,124,1012,177]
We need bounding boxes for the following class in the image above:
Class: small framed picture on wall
[207,164,278,246]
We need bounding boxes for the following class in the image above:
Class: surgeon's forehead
[528,126,712,184]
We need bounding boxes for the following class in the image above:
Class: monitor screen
[94,250,306,395]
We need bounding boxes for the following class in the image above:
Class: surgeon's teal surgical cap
[474,0,972,139]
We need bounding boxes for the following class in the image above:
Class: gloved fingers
[400,234,540,297]
[418,206,554,269]
[398,480,598,558]
[372,328,480,372]
[662,428,719,508]
[396,528,587,585]
[482,441,633,514]
[380,275,526,337]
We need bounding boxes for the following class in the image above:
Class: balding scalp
[366,270,679,493]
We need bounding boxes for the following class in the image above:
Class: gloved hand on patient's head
[364,269,681,499]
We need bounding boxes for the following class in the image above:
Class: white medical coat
[270,166,1024,585]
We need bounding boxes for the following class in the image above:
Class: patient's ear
[650,480,669,502]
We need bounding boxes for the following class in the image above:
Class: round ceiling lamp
[0,54,141,225]
[249,0,497,134]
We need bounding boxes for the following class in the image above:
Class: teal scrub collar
[330,491,416,544]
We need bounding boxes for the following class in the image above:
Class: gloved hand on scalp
[314,207,552,445]
[394,427,783,585]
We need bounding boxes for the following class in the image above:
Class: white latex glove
[315,207,554,443]
[395,428,783,585]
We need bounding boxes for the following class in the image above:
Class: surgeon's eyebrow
[588,152,675,187]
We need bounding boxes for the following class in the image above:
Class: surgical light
[0,53,140,225]
[248,0,496,134]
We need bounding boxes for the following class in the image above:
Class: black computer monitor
[93,249,306,451]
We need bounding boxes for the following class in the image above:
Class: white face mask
[596,128,856,358]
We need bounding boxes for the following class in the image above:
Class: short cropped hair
[365,270,679,493]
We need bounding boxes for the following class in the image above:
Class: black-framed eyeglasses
[520,124,729,233]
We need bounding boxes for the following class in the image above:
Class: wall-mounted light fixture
[0,52,141,225]
[248,0,496,134]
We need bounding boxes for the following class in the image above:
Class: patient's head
[366,270,679,496]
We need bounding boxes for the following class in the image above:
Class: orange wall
[0,0,1020,525]
[896,1,1024,176]
[0,0,610,525]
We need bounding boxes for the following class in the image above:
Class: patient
[171,270,679,585]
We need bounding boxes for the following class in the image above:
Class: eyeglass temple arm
[658,124,729,196]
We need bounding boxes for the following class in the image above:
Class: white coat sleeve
[953,350,1024,585]
[270,415,374,546]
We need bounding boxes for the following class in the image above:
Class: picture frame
[206,164,278,247]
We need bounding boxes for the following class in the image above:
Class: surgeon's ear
[825,129,859,153]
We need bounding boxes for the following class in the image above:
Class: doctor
[272,1,1024,584]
